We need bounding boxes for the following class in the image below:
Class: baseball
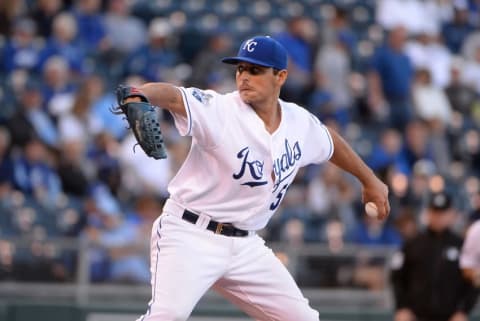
[365,202,379,218]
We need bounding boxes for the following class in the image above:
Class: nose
[237,72,249,84]
[237,70,249,79]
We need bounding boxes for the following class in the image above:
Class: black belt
[181,209,249,237]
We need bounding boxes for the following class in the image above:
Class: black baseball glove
[111,85,167,160]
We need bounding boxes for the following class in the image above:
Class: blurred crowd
[0,0,479,286]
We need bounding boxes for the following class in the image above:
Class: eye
[236,65,268,75]
[250,67,261,75]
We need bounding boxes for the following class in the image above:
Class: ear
[277,69,288,86]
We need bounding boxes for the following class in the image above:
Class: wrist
[358,168,377,186]
[117,85,149,104]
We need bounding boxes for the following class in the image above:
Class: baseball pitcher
[114,35,390,321]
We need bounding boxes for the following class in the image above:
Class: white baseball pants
[136,209,319,321]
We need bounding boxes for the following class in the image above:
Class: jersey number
[270,184,289,211]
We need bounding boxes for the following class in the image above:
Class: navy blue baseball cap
[427,190,452,211]
[222,36,288,70]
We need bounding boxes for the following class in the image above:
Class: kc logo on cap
[243,39,258,52]
[222,35,288,70]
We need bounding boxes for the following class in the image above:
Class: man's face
[235,62,286,106]
[427,208,455,232]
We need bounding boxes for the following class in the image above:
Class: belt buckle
[215,223,225,235]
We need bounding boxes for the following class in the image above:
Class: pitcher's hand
[361,175,390,220]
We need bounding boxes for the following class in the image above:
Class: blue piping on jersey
[141,219,163,320]
[323,124,334,160]
[179,88,193,136]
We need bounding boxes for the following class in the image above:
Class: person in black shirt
[391,190,479,321]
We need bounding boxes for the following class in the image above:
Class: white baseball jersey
[460,220,480,269]
[167,87,334,230]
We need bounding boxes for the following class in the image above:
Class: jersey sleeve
[460,221,480,268]
[171,87,225,148]
[298,112,334,166]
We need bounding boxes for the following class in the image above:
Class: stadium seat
[226,15,257,41]
[317,3,336,21]
[213,0,242,17]
[264,18,287,36]
[180,0,207,16]
[195,13,221,32]
[278,2,306,18]
[131,1,177,23]
[350,4,375,31]
[246,0,273,20]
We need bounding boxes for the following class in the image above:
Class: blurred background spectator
[38,12,86,75]
[122,17,179,82]
[188,31,235,92]
[390,189,479,321]
[277,16,318,105]
[367,25,414,131]
[29,0,65,39]
[7,79,59,149]
[1,17,43,75]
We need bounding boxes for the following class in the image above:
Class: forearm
[327,126,390,218]
[138,82,186,117]
[463,268,480,287]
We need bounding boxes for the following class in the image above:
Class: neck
[252,99,281,134]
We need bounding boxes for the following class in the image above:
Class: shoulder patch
[390,251,404,270]
[191,88,213,105]
[445,246,459,261]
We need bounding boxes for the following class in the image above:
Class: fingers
[378,202,388,220]
[377,198,390,220]
[378,196,390,220]
[376,183,390,220]
[116,85,149,104]
[363,190,390,220]
[370,200,388,220]
[125,97,142,103]
[361,177,390,220]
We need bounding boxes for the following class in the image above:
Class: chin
[240,92,252,105]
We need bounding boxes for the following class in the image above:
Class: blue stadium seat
[150,0,180,15]
[317,3,336,21]
[278,2,306,18]
[180,0,208,16]
[193,14,221,33]
[302,0,325,5]
[349,4,375,31]
[228,16,257,40]
[211,0,243,17]
[245,0,273,21]
[263,18,288,36]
